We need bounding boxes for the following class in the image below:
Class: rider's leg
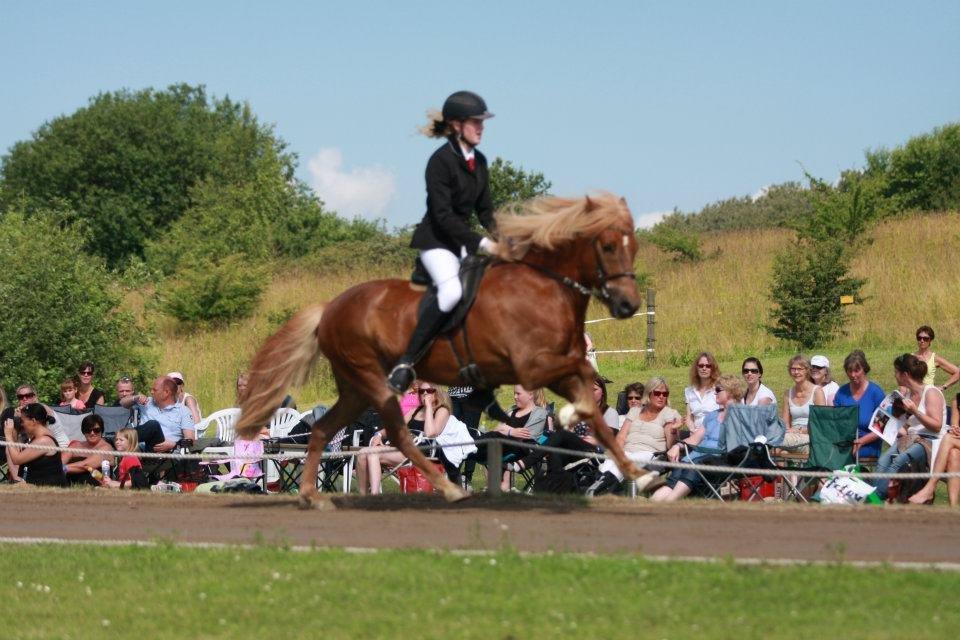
[387,248,462,393]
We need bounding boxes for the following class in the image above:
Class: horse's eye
[602,243,616,253]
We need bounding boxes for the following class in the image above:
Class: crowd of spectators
[3,326,960,505]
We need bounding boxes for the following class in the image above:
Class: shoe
[585,471,620,497]
[387,364,415,394]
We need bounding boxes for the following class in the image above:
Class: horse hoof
[437,480,469,503]
[621,461,643,480]
[298,492,332,511]
[558,404,577,428]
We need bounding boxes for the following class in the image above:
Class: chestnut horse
[236,193,644,507]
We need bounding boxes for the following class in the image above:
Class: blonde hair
[716,374,745,401]
[788,354,815,383]
[115,427,139,452]
[494,193,633,260]
[532,389,547,407]
[641,377,670,406]
[417,383,453,415]
[419,109,454,139]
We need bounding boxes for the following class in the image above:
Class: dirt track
[1,488,958,564]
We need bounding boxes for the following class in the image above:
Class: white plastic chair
[269,408,302,439]
[197,408,241,442]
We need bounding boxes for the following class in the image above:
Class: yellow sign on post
[839,295,855,305]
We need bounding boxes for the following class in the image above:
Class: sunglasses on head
[650,390,669,398]
[742,368,760,374]
[16,392,36,400]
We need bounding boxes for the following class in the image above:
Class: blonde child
[100,428,147,489]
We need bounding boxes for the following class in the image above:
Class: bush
[640,226,704,262]
[0,210,154,400]
[158,255,266,325]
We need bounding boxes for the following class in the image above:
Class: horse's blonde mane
[494,193,633,260]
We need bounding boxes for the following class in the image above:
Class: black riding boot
[387,298,450,393]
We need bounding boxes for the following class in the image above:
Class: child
[100,427,147,489]
[59,377,86,411]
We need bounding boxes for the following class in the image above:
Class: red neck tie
[466,157,476,172]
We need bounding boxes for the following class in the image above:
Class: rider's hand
[478,238,500,256]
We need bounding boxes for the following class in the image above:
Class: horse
[236,193,645,507]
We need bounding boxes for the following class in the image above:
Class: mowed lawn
[1,543,957,639]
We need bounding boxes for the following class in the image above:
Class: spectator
[617,382,645,424]
[62,414,114,485]
[833,350,886,459]
[781,355,826,453]
[75,361,105,409]
[3,403,66,487]
[115,377,136,404]
[58,377,86,411]
[355,382,452,495]
[588,376,681,496]
[168,371,202,424]
[235,373,249,404]
[871,354,946,501]
[909,392,960,505]
[100,427,147,489]
[399,379,420,418]
[585,332,599,371]
[652,374,745,502]
[810,355,840,406]
[914,325,960,393]
[741,357,776,406]
[684,352,720,430]
[1,384,65,481]
[469,386,549,491]
[121,376,196,452]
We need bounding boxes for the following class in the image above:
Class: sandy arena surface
[1,487,959,564]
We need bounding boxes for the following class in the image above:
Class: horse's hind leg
[298,382,366,509]
[549,364,641,481]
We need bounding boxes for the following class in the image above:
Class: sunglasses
[742,368,760,375]
[917,336,932,342]
[811,365,824,371]
[79,370,94,375]
[714,386,724,393]
[696,363,712,369]
[82,428,103,435]
[419,389,436,395]
[626,395,642,401]
[650,390,669,398]
[16,392,36,400]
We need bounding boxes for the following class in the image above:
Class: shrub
[641,226,704,262]
[159,255,266,325]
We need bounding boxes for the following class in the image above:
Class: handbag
[397,462,445,494]
[818,465,882,505]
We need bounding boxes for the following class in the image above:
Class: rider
[387,91,500,393]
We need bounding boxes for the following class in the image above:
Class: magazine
[867,390,905,445]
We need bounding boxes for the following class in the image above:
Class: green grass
[2,543,957,639]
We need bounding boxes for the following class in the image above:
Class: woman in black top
[3,403,66,487]
[75,361,105,409]
[387,91,500,393]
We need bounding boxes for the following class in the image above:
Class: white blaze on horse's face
[622,234,629,248]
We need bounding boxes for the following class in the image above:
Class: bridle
[514,227,636,303]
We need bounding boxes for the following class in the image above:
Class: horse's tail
[235,303,326,439]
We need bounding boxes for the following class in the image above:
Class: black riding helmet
[442,91,495,121]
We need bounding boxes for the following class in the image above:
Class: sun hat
[810,355,830,368]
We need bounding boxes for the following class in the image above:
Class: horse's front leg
[548,364,641,481]
[298,388,366,509]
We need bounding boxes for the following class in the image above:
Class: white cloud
[307,147,396,219]
[634,210,670,229]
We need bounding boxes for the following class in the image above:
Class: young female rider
[387,91,500,393]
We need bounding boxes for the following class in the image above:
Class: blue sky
[2,1,958,229]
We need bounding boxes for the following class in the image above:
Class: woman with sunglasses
[3,403,66,487]
[356,382,452,495]
[75,361,105,409]
[684,352,720,430]
[62,414,114,485]
[809,355,839,406]
[740,357,776,406]
[913,326,959,392]
[588,377,680,496]
[652,375,745,502]
[781,355,826,453]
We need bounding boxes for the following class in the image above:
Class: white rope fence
[584,310,654,324]
[4,438,960,481]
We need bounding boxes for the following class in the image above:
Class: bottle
[101,460,111,480]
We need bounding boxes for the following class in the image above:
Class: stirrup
[387,363,416,394]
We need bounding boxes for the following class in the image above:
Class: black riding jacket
[409,137,495,254]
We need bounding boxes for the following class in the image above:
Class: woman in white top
[588,377,681,495]
[809,355,839,406]
[781,355,825,452]
[684,352,720,430]
[873,353,946,501]
[741,357,776,406]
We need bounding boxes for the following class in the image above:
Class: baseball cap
[810,355,829,368]
[167,371,185,383]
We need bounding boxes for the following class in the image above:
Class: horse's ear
[619,196,628,207]
[585,195,596,212]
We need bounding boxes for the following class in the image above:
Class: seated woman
[168,372,202,424]
[741,357,776,406]
[587,377,681,496]
[3,403,66,487]
[913,325,958,391]
[810,355,839,406]
[872,353,946,501]
[834,350,886,459]
[100,427,148,489]
[909,392,960,505]
[355,382,451,495]
[62,414,115,485]
[58,377,86,412]
[684,352,720,430]
[507,373,617,493]
[75,361,106,410]
[617,382,645,424]
[781,354,826,453]
[651,374,744,502]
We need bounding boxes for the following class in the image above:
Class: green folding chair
[785,405,857,501]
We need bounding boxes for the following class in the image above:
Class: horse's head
[584,197,641,319]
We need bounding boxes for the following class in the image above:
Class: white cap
[810,355,829,368]
[166,371,185,383]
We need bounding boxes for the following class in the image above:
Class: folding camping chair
[782,405,858,502]
[93,405,135,441]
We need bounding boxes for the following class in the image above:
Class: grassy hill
[157,210,960,415]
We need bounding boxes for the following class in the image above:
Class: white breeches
[598,450,657,482]
[420,248,462,312]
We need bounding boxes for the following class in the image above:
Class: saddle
[411,254,489,334]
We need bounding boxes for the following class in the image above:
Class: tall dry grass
[157,211,960,412]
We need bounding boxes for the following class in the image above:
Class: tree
[0,209,154,400]
[488,158,551,209]
[0,84,295,267]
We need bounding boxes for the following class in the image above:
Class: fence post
[486,439,502,496]
[646,288,656,364]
